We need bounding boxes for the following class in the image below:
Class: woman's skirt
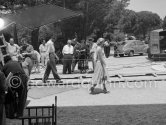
[91,61,109,85]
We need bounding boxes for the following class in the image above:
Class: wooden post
[55,96,57,125]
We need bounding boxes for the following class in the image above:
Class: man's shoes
[56,79,63,83]
[42,79,47,83]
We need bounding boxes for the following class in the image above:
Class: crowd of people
[0,34,112,76]
[0,33,111,124]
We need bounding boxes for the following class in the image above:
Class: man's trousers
[63,54,73,74]
[43,53,61,81]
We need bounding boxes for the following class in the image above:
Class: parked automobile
[114,40,148,57]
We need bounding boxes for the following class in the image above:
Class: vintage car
[114,40,148,57]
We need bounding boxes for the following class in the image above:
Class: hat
[96,38,105,45]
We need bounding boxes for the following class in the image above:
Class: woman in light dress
[90,38,109,94]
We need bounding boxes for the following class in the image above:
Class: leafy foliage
[135,11,162,39]
[104,0,130,32]
[118,9,137,34]
[163,16,166,30]
[0,0,164,47]
[119,10,162,39]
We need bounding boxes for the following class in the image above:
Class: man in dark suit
[72,40,81,72]
[2,55,28,118]
[0,71,6,125]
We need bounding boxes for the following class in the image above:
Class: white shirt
[7,43,20,56]
[46,39,55,53]
[62,45,73,55]
[90,43,97,53]
[39,44,47,53]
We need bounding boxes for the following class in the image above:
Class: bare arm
[39,45,42,54]
[54,53,59,60]
[97,47,106,67]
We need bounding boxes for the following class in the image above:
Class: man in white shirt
[6,38,20,61]
[42,37,61,83]
[62,39,73,74]
[39,39,47,66]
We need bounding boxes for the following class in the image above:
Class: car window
[137,41,144,45]
[129,42,135,46]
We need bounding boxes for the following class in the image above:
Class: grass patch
[7,104,166,125]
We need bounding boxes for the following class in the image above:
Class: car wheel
[119,54,124,57]
[139,53,143,56]
[129,51,134,57]
[114,54,118,57]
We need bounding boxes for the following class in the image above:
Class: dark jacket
[2,60,25,77]
[0,71,6,104]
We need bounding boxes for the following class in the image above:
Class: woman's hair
[3,55,12,64]
[21,38,27,44]
[96,38,105,46]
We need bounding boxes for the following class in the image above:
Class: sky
[127,0,166,19]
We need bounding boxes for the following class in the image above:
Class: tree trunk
[31,28,39,51]
[13,24,18,44]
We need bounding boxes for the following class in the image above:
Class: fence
[19,96,57,125]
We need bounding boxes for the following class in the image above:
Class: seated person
[22,46,41,73]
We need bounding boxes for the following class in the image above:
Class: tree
[118,9,137,35]
[0,0,132,45]
[163,16,166,29]
[104,0,130,32]
[135,11,162,39]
